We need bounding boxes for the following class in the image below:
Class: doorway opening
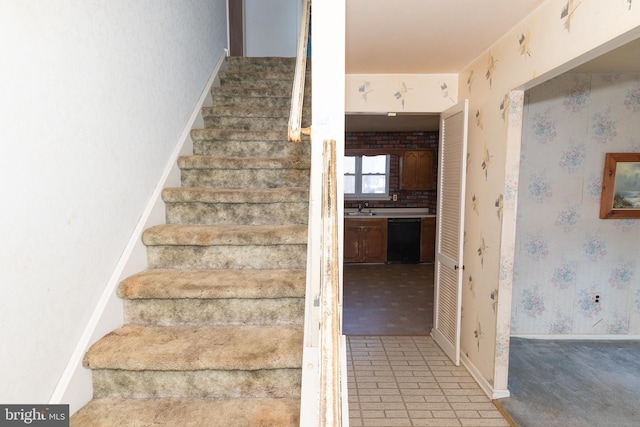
[498,37,640,426]
[342,112,440,336]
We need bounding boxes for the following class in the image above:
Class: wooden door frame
[229,0,243,56]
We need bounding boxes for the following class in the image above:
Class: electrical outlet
[594,294,600,303]
[392,194,398,201]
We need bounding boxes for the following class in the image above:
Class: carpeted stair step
[202,106,311,125]
[203,114,288,131]
[210,85,304,99]
[212,93,292,109]
[70,397,300,427]
[223,56,296,72]
[203,106,290,119]
[163,187,309,225]
[219,72,294,90]
[210,93,311,111]
[143,224,307,270]
[83,324,303,399]
[119,268,306,299]
[179,155,310,189]
[193,137,311,158]
[118,268,305,326]
[192,128,287,142]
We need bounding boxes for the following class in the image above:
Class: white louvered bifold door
[432,100,468,365]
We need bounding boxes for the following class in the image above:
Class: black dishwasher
[387,218,421,263]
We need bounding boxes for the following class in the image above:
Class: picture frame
[599,153,640,219]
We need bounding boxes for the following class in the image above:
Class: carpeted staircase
[71,57,311,426]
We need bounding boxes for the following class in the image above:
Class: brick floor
[347,336,510,427]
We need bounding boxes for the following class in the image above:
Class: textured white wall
[244,0,300,57]
[0,0,227,403]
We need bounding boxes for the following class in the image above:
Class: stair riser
[224,58,296,72]
[203,116,288,130]
[220,77,293,90]
[203,107,290,119]
[147,245,307,270]
[212,86,296,98]
[92,368,301,399]
[213,95,291,109]
[191,129,288,143]
[124,298,304,326]
[181,169,310,189]
[193,140,310,158]
[165,202,308,225]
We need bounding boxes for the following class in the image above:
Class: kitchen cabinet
[420,216,436,263]
[344,218,387,263]
[400,150,435,190]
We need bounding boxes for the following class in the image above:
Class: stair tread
[191,128,288,141]
[118,268,305,299]
[142,224,308,246]
[202,106,290,117]
[71,397,300,427]
[178,155,310,169]
[162,187,308,203]
[84,324,303,371]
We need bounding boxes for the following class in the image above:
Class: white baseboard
[460,353,510,400]
[511,334,640,340]
[49,48,228,414]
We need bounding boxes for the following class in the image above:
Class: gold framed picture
[600,153,640,219]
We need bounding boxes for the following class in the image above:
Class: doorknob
[454,265,465,270]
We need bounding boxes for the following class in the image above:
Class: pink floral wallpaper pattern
[512,72,640,336]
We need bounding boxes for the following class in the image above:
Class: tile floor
[344,264,510,427]
[346,336,510,427]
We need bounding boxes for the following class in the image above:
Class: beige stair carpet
[71,56,311,426]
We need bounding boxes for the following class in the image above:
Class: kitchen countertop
[344,208,435,218]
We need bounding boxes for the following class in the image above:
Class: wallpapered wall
[344,131,439,209]
[512,72,640,336]
[457,0,640,395]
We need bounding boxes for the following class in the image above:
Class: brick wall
[345,131,439,210]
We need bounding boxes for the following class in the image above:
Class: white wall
[0,0,228,404]
[244,0,301,57]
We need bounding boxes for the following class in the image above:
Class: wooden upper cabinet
[400,150,435,190]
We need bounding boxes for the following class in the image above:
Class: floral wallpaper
[345,74,457,113]
[456,0,640,397]
[512,72,640,336]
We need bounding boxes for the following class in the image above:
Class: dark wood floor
[342,263,434,335]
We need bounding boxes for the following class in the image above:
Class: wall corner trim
[49,48,228,414]
[460,353,510,400]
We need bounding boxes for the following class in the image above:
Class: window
[344,154,390,199]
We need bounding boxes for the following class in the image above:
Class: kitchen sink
[345,211,377,216]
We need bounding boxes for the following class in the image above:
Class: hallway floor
[344,264,510,427]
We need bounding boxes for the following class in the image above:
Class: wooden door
[432,100,469,365]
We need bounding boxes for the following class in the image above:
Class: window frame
[344,154,391,200]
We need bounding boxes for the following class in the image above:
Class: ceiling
[345,0,546,74]
[344,0,640,132]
